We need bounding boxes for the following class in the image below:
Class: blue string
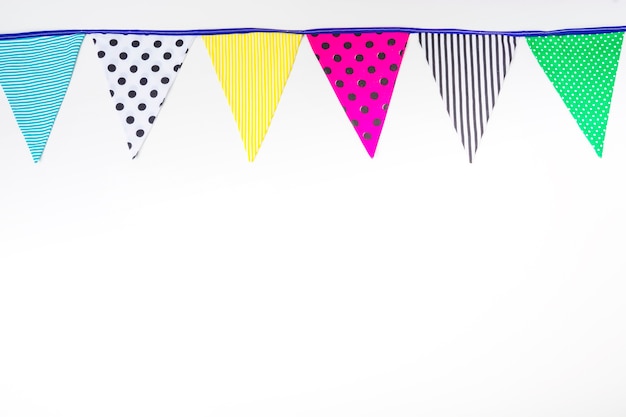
[0,26,625,40]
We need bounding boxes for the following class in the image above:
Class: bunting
[417,34,517,162]
[527,32,623,157]
[0,34,84,162]
[92,34,195,158]
[0,27,622,165]
[307,32,409,157]
[203,33,302,161]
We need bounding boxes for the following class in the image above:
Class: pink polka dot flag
[307,32,409,157]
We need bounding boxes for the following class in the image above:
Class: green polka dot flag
[527,32,623,157]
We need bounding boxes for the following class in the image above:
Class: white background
[1,1,626,416]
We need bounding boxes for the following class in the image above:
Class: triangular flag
[418,33,517,163]
[527,32,623,157]
[203,33,301,161]
[92,34,195,158]
[307,32,409,158]
[0,34,84,162]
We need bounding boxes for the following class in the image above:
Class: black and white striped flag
[418,33,517,162]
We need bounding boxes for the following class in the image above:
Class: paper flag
[92,34,195,158]
[418,33,517,163]
[0,34,84,162]
[527,32,623,157]
[203,33,302,161]
[307,32,409,158]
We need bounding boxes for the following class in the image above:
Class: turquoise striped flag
[0,34,84,162]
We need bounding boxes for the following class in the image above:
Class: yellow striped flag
[203,33,302,161]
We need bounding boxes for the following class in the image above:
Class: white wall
[1,1,626,416]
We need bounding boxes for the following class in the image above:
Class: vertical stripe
[418,33,517,162]
[456,34,464,149]
[482,35,489,130]
[203,33,301,161]
[469,35,478,159]
[476,36,485,143]
[437,34,443,97]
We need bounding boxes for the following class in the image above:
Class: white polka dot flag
[0,27,623,163]
[91,34,195,158]
[527,32,624,157]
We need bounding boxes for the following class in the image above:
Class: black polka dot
[365,41,374,48]
[346,67,354,75]
[154,40,162,48]
[351,120,358,126]
[173,64,181,72]
[117,77,126,85]
[363,132,371,140]
[132,40,140,47]
[348,93,356,100]
[161,77,170,84]
[119,52,127,60]
[333,54,342,62]
[321,42,330,50]
[390,64,398,71]
[138,103,146,111]
[130,65,138,73]
[126,116,134,124]
[354,33,362,37]
[335,80,344,87]
[380,78,388,86]
[109,90,114,97]
[127,142,132,149]
[136,129,144,137]
[92,38,96,44]
[176,39,184,47]
[355,54,364,62]
[343,42,352,49]
[332,33,340,37]
[370,92,379,99]
[149,116,156,124]
[360,106,369,113]
[97,51,105,58]
[324,67,332,74]
[140,78,148,85]
[378,52,386,60]
[358,80,366,87]
[310,34,318,37]
[382,104,389,110]
[373,118,381,126]
[116,103,124,110]
[109,39,118,46]
[163,52,172,60]
[315,54,320,60]
[142,53,150,60]
[108,64,116,72]
[399,49,404,56]
[150,90,158,98]
[388,38,396,46]
[368,66,376,73]
[128,90,136,98]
